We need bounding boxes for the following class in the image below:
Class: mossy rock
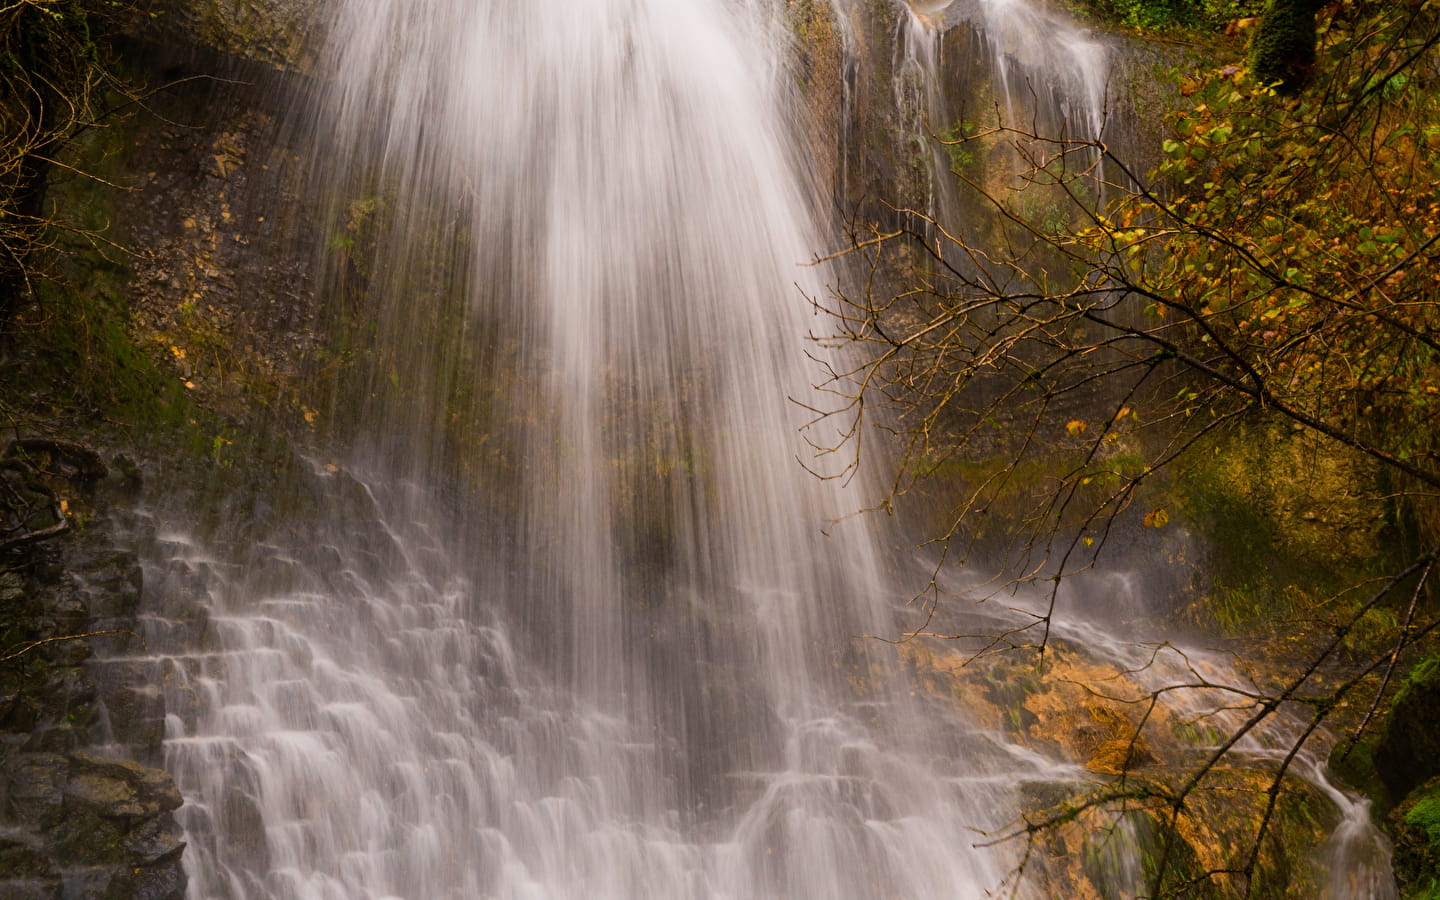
[0,837,61,898]
[1248,0,1323,93]
[1375,655,1440,801]
[1328,737,1392,813]
[1391,778,1440,899]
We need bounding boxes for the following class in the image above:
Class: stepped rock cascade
[154,0,1057,897]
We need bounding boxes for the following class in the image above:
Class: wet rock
[6,754,69,829]
[0,837,62,899]
[1390,777,1440,898]
[1020,768,1331,899]
[29,724,82,754]
[96,684,168,752]
[0,570,23,603]
[6,440,108,488]
[220,788,270,867]
[74,551,143,620]
[66,751,183,819]
[0,461,67,554]
[138,0,321,73]
[109,851,187,900]
[65,769,150,819]
[0,446,188,897]
[1,691,41,733]
[1078,706,1154,775]
[1374,655,1440,801]
[1085,738,1154,776]
[122,816,186,866]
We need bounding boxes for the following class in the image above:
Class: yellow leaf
[1083,537,1094,547]
[1066,420,1088,436]
[1143,509,1171,529]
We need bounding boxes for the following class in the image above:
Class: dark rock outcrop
[0,442,185,898]
[1374,655,1440,803]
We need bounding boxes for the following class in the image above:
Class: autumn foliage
[812,2,1440,893]
[1078,0,1440,506]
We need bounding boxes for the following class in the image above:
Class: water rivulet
[142,0,1393,896]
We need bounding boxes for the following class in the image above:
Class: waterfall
[137,0,1402,896]
[154,0,1054,897]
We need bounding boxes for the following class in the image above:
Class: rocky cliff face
[1,442,184,899]
[137,0,321,73]
[0,0,324,890]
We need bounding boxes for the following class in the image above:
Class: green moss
[1329,739,1392,813]
[1171,421,1389,639]
[1376,656,1440,802]
[1406,796,1440,844]
[9,271,188,430]
[1176,463,1291,635]
[1171,719,1226,747]
[1064,0,1263,35]
[982,669,1042,736]
[1080,811,1151,900]
[1248,0,1322,93]
[1249,780,1327,899]
[1405,657,1440,694]
[1394,781,1440,899]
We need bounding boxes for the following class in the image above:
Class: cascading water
[151,0,1063,897]
[963,0,1109,146]
[133,0,1402,896]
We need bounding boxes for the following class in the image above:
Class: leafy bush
[1072,0,1265,32]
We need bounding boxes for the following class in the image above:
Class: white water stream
[155,0,1050,897]
[140,0,1394,897]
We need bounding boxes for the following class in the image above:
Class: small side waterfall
[890,0,1111,233]
[965,0,1110,145]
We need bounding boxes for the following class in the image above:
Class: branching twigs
[1346,557,1436,753]
[806,4,1440,895]
[0,0,163,312]
[1,628,143,662]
